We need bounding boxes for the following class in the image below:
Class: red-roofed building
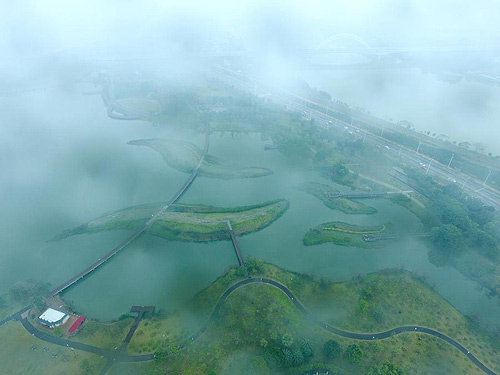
[68,316,85,334]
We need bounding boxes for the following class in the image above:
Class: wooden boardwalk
[121,306,155,351]
[226,221,244,266]
[328,190,412,199]
[49,131,210,297]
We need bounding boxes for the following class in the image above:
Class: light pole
[417,141,422,153]
[398,146,402,156]
[381,127,385,137]
[461,177,469,190]
[426,160,432,175]
[483,170,492,186]
[447,153,454,168]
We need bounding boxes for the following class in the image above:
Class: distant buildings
[38,308,69,328]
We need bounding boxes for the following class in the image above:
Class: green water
[1,86,499,328]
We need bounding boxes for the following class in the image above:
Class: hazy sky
[1,0,499,150]
[2,0,499,60]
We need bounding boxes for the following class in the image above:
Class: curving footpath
[11,277,498,375]
[187,277,498,375]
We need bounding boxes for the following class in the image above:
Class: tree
[167,341,179,357]
[260,338,268,348]
[343,344,363,364]
[300,338,314,362]
[53,326,62,337]
[283,348,294,366]
[291,349,304,366]
[154,349,164,360]
[281,333,294,347]
[323,339,341,360]
[248,356,269,375]
[369,362,403,375]
[430,224,463,254]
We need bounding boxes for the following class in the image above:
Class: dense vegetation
[402,168,500,295]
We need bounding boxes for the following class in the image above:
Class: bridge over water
[226,220,245,266]
[49,130,210,296]
[328,190,412,199]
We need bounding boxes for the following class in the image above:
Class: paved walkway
[12,277,498,375]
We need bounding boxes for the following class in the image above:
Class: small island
[54,199,289,242]
[304,221,393,248]
[298,182,377,214]
[128,138,273,179]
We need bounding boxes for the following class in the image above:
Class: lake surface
[1,83,499,329]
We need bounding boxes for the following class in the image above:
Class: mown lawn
[97,262,500,374]
[0,321,106,375]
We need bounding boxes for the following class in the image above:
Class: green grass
[70,318,134,350]
[303,221,393,248]
[298,182,377,215]
[0,321,106,375]
[54,200,289,242]
[94,262,500,375]
[105,262,500,375]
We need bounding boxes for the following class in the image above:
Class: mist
[1,1,500,375]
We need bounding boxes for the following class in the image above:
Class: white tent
[38,308,68,328]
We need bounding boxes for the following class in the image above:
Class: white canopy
[39,308,66,323]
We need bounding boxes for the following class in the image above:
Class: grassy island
[128,138,273,179]
[53,200,289,242]
[303,221,393,248]
[298,182,377,214]
[48,261,500,375]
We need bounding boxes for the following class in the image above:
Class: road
[211,65,500,210]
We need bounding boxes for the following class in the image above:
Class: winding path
[19,277,496,374]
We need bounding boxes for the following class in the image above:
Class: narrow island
[128,138,273,179]
[298,182,377,214]
[53,199,289,242]
[304,221,394,248]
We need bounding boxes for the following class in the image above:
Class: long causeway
[49,131,210,296]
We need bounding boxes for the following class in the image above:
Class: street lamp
[447,153,454,168]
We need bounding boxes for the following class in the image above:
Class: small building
[38,308,69,328]
[68,316,86,335]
